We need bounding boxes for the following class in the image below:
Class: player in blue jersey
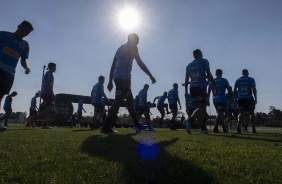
[101,33,156,133]
[168,83,182,130]
[185,49,218,134]
[77,99,86,126]
[153,92,170,128]
[137,84,154,131]
[0,91,17,127]
[234,69,257,133]
[134,95,139,112]
[208,69,232,133]
[34,62,56,129]
[225,89,237,130]
[0,21,33,108]
[28,92,40,128]
[91,76,111,129]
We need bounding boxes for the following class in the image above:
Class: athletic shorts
[214,102,226,112]
[227,109,238,117]
[0,70,14,94]
[41,94,53,106]
[238,98,255,112]
[137,106,150,115]
[114,79,133,101]
[29,108,37,116]
[93,103,104,113]
[157,106,165,116]
[4,108,12,114]
[77,111,82,118]
[190,87,207,103]
[169,104,178,113]
[187,108,196,117]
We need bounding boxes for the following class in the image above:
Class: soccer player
[34,62,56,129]
[77,99,86,125]
[137,84,154,131]
[234,69,257,134]
[91,76,111,130]
[0,21,33,108]
[225,88,237,130]
[101,33,156,133]
[28,92,40,128]
[207,69,232,133]
[185,49,218,134]
[168,83,182,130]
[153,92,170,128]
[0,91,17,127]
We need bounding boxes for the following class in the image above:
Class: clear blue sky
[1,0,282,117]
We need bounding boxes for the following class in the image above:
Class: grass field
[0,124,281,184]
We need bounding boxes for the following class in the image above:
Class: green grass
[0,124,281,184]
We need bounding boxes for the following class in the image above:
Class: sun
[118,8,140,30]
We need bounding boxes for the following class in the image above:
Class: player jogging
[153,92,170,128]
[168,83,182,130]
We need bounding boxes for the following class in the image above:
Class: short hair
[242,69,249,75]
[98,75,105,81]
[48,62,56,69]
[164,91,167,95]
[216,69,223,76]
[20,20,34,31]
[193,49,202,58]
[128,33,139,42]
[144,84,149,89]
[173,83,178,88]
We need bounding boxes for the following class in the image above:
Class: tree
[268,106,282,120]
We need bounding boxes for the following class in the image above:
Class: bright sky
[1,0,282,117]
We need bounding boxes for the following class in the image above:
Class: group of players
[0,21,257,134]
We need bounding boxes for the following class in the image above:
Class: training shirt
[186,58,210,88]
[208,77,231,103]
[138,89,147,107]
[113,44,134,80]
[235,76,256,100]
[186,94,195,110]
[168,88,178,106]
[91,82,104,104]
[157,95,167,107]
[41,71,54,95]
[30,96,37,110]
[0,31,29,77]
[77,100,83,112]
[3,95,12,111]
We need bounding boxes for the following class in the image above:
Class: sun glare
[119,8,139,30]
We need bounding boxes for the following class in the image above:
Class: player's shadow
[209,133,282,143]
[81,134,218,184]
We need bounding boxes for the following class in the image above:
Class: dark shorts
[114,79,133,101]
[169,104,178,113]
[238,98,255,112]
[41,94,53,106]
[93,103,104,113]
[0,70,14,94]
[157,106,165,116]
[187,108,196,117]
[227,109,238,117]
[4,108,12,114]
[137,106,150,115]
[77,111,82,118]
[29,108,37,116]
[190,87,207,103]
[214,102,226,112]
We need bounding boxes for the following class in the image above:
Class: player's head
[35,92,40,97]
[242,69,249,76]
[215,69,223,77]
[47,62,56,73]
[144,84,149,90]
[98,75,105,83]
[128,33,139,45]
[163,92,167,96]
[10,91,18,97]
[173,83,178,89]
[193,49,203,59]
[16,20,33,38]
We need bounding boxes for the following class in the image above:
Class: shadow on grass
[209,133,282,143]
[81,133,218,184]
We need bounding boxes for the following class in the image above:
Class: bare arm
[184,74,189,98]
[153,96,159,104]
[20,58,30,74]
[132,46,156,84]
[177,97,182,110]
[253,87,257,105]
[206,70,218,93]
[107,57,117,92]
[103,92,111,105]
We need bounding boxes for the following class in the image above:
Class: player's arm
[20,58,30,74]
[184,72,189,98]
[132,46,156,84]
[177,96,181,110]
[206,70,218,93]
[82,107,86,113]
[153,96,159,104]
[107,57,117,92]
[233,84,237,103]
[102,91,111,105]
[252,86,257,105]
[207,86,211,106]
